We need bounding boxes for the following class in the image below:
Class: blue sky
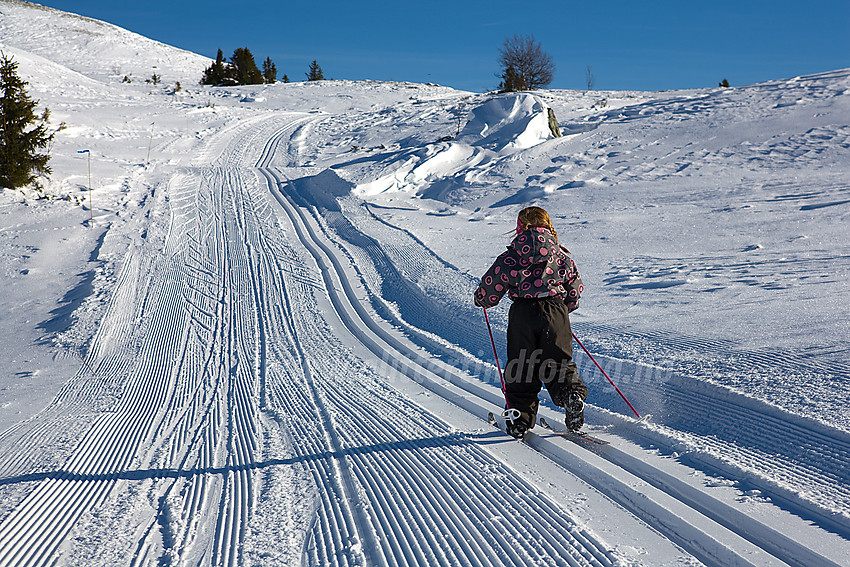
[38,0,850,92]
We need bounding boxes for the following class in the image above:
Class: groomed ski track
[0,113,847,567]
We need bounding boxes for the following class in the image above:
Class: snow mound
[457,93,555,152]
[353,93,558,197]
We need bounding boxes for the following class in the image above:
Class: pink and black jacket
[474,226,583,311]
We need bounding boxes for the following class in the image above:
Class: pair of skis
[487,411,609,446]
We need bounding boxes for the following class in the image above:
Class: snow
[457,93,555,151]
[1,1,849,566]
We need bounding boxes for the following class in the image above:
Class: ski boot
[564,390,585,432]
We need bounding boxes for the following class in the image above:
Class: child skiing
[474,206,587,439]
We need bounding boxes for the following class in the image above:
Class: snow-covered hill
[1,2,849,566]
[0,0,210,83]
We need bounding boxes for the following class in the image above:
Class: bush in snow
[499,65,522,93]
[0,52,54,190]
[497,34,555,92]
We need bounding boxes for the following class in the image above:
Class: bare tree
[585,65,595,90]
[497,34,555,92]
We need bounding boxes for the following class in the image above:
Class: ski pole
[483,308,510,409]
[572,331,641,419]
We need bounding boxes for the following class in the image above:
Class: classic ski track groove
[257,121,847,567]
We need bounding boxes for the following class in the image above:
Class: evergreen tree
[0,53,54,190]
[282,74,290,83]
[201,49,228,85]
[263,57,277,84]
[306,60,324,81]
[499,65,521,93]
[230,47,263,85]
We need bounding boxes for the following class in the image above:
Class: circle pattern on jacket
[474,227,582,307]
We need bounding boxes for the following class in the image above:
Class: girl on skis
[474,206,587,439]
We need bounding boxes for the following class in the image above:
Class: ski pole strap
[572,331,641,419]
[483,308,510,408]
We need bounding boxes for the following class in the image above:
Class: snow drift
[354,93,559,198]
[457,93,556,152]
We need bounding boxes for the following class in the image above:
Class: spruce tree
[282,74,290,83]
[230,47,263,85]
[201,49,228,85]
[263,57,277,84]
[499,65,521,93]
[306,60,324,81]
[0,53,53,190]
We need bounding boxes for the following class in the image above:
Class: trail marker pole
[146,122,155,164]
[77,150,92,224]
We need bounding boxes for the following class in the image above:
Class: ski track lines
[0,111,842,567]
[0,163,254,566]
[259,122,850,566]
[0,115,614,567]
[264,166,810,567]
[256,126,620,566]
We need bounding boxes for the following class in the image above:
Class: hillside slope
[0,0,210,83]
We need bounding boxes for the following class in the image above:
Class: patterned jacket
[474,226,583,311]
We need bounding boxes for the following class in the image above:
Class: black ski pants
[504,297,587,427]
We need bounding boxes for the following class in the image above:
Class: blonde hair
[518,206,558,243]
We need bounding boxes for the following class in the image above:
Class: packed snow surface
[1,1,849,566]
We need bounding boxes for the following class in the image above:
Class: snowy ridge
[0,0,210,83]
[353,92,559,198]
[457,93,555,151]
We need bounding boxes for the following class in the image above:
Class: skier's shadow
[0,431,510,486]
